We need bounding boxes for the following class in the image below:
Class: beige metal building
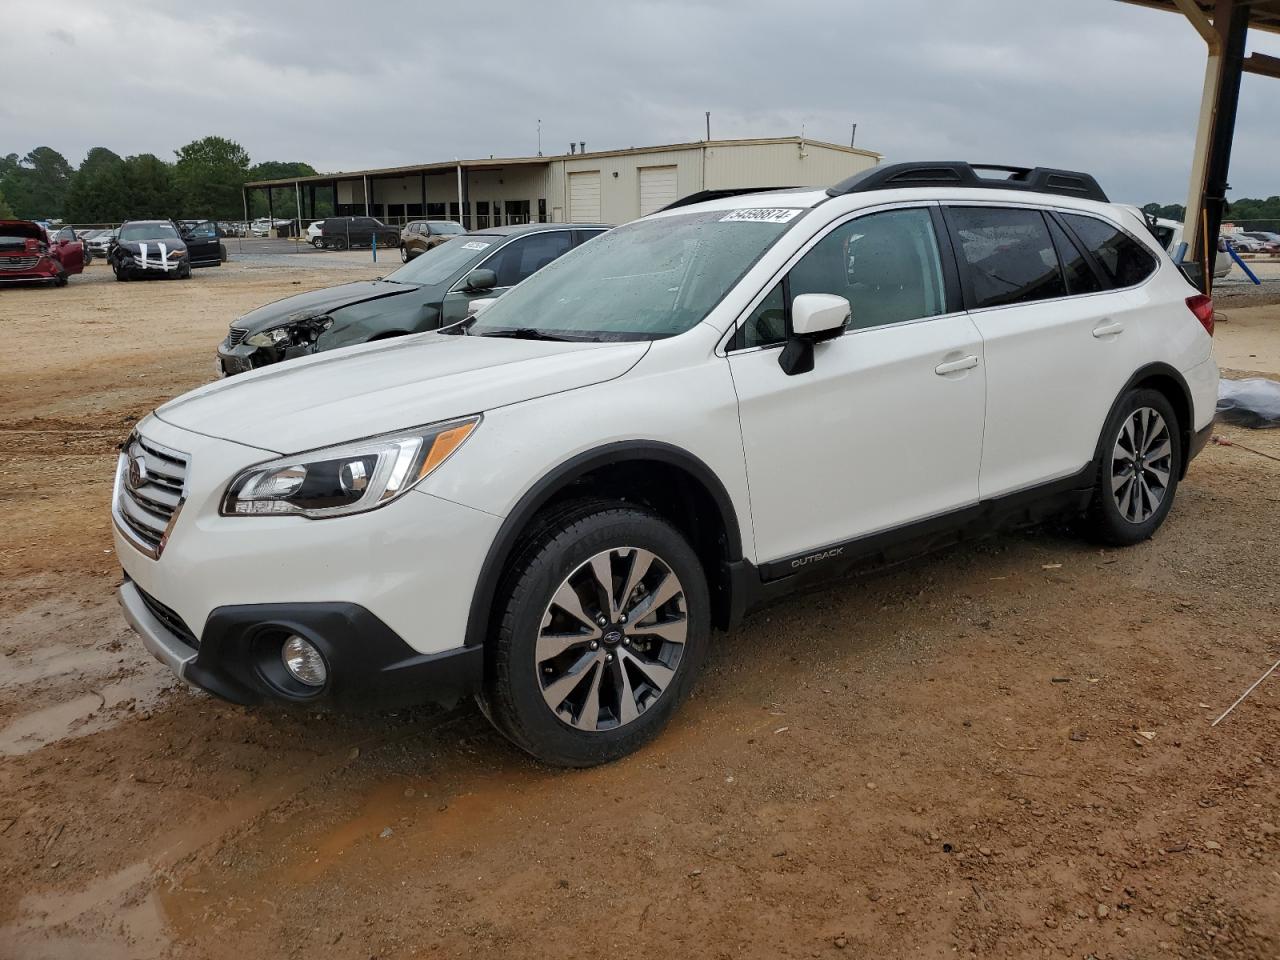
[245,137,880,229]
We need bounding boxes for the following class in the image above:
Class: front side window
[1061,213,1158,288]
[185,221,216,239]
[468,208,798,341]
[736,207,948,349]
[487,232,574,287]
[947,207,1065,309]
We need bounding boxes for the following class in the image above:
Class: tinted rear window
[1061,213,1158,288]
[947,207,1065,309]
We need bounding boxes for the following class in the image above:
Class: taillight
[1186,294,1214,337]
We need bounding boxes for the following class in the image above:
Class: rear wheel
[400,243,411,262]
[1084,388,1182,545]
[331,237,348,251]
[482,503,710,767]
[311,237,323,248]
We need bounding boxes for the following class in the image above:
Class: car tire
[219,244,228,263]
[481,501,710,767]
[178,264,192,280]
[332,237,348,251]
[113,263,128,282]
[311,237,323,249]
[400,244,411,263]
[1084,387,1182,546]
[53,271,68,287]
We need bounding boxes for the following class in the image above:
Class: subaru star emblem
[127,454,148,490]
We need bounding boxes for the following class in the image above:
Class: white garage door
[639,165,678,216]
[568,171,601,223]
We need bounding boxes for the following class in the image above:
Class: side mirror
[779,293,850,376]
[464,268,497,293]
[468,297,498,317]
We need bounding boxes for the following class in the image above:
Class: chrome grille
[1,256,39,271]
[113,433,190,558]
[227,326,248,346]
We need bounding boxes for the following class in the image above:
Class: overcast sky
[6,0,1278,204]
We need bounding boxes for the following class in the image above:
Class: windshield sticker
[719,208,803,224]
[461,241,491,251]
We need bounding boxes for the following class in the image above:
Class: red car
[0,220,86,286]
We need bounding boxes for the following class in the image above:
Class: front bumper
[217,339,315,376]
[0,255,61,282]
[119,580,483,708]
[112,414,503,707]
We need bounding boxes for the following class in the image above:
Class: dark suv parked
[319,216,399,251]
[217,223,608,375]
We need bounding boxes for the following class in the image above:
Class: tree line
[1143,198,1280,231]
[0,137,326,223]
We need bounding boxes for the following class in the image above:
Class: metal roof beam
[1243,52,1280,79]
[1171,0,1221,50]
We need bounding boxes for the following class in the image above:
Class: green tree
[0,188,13,218]
[64,148,126,223]
[0,146,74,219]
[120,154,180,219]
[174,135,250,219]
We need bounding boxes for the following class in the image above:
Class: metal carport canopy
[1119,0,1280,291]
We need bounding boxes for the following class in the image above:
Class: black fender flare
[1092,362,1196,478]
[462,440,744,649]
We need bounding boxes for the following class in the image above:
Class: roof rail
[827,162,1109,204]
[659,186,798,212]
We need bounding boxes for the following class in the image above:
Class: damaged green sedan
[216,223,607,376]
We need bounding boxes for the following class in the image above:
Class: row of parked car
[0,218,228,286]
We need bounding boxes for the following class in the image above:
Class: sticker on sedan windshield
[461,241,491,251]
[719,208,803,223]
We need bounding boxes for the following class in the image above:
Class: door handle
[934,355,979,376]
[1092,320,1124,338]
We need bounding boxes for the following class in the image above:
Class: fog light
[281,635,327,687]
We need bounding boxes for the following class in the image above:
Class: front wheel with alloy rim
[1085,387,1182,545]
[482,503,710,767]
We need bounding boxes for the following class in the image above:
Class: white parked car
[306,220,324,247]
[113,162,1219,766]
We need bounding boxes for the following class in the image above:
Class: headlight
[169,248,187,258]
[246,327,294,347]
[220,417,480,518]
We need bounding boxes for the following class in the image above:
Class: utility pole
[705,111,711,141]
[850,123,857,147]
[537,118,542,157]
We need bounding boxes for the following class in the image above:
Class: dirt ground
[1,257,1278,960]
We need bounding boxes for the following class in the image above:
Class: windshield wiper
[477,327,575,342]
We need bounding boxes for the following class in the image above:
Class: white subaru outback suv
[113,162,1219,767]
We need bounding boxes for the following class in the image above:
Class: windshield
[384,234,501,285]
[428,221,466,235]
[470,208,798,341]
[120,222,179,242]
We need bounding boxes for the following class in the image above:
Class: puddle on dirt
[0,642,132,691]
[0,668,177,756]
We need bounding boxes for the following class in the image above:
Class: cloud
[3,0,1277,203]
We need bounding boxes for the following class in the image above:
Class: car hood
[0,220,47,242]
[233,280,420,333]
[155,332,649,454]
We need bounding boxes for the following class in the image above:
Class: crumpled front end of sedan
[114,240,189,277]
[0,222,65,284]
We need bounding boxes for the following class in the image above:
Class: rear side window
[1061,213,1158,288]
[1046,217,1102,295]
[947,207,1065,309]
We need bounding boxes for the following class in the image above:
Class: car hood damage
[233,280,418,333]
[155,333,650,453]
[0,220,47,248]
